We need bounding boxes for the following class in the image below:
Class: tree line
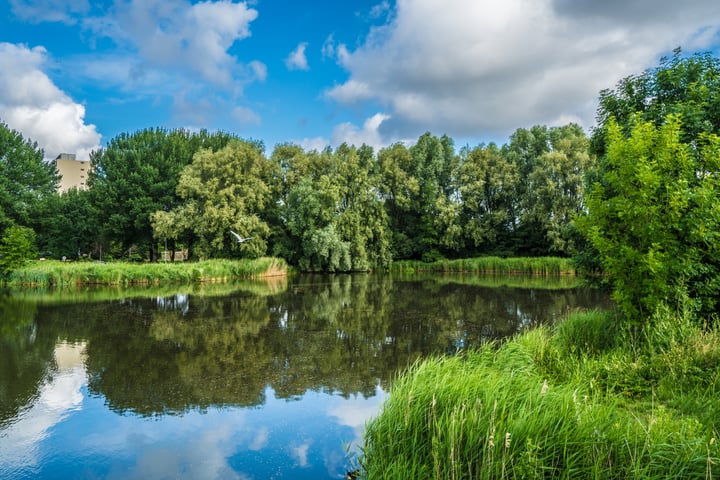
[1,49,719,321]
[0,121,593,269]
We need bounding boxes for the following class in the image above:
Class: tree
[0,121,58,232]
[152,139,274,259]
[522,124,593,255]
[457,143,518,255]
[281,144,391,271]
[378,133,458,261]
[0,225,37,275]
[90,128,236,261]
[592,49,720,156]
[31,189,100,259]
[578,115,720,321]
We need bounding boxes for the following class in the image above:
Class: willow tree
[90,128,236,261]
[282,144,391,271]
[152,139,275,259]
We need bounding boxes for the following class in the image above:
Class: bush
[0,225,37,275]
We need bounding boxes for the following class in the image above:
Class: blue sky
[1,0,719,160]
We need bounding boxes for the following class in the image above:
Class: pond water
[0,273,611,479]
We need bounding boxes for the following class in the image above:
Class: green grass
[390,257,576,275]
[5,257,287,287]
[360,307,720,479]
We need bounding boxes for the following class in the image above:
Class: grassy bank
[390,256,575,275]
[360,307,720,479]
[5,257,287,287]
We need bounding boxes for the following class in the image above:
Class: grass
[5,257,287,287]
[360,306,720,479]
[390,257,576,275]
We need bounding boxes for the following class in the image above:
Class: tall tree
[0,121,58,232]
[378,133,458,261]
[32,189,100,259]
[458,143,519,255]
[152,139,275,260]
[281,144,391,271]
[522,124,593,255]
[592,49,720,156]
[89,128,235,261]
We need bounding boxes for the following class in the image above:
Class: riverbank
[389,256,575,275]
[360,307,720,478]
[5,257,287,286]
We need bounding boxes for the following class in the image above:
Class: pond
[0,273,611,479]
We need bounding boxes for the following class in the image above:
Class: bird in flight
[230,231,253,243]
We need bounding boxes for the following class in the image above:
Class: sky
[1,0,719,160]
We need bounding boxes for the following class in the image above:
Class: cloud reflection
[0,342,87,470]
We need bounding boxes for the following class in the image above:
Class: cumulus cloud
[0,43,101,159]
[297,113,391,151]
[326,0,720,140]
[285,42,309,71]
[86,0,261,88]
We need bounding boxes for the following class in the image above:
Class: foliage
[31,188,100,259]
[578,115,720,320]
[280,143,391,271]
[0,121,58,231]
[0,225,38,275]
[152,139,274,260]
[361,309,720,479]
[592,49,720,157]
[90,128,237,261]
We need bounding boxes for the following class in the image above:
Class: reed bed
[390,257,576,275]
[6,257,287,287]
[361,309,720,479]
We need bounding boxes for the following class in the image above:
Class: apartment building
[55,153,91,193]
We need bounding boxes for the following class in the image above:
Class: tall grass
[5,257,287,287]
[390,257,576,275]
[361,308,720,479]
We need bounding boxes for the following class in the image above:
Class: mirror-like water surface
[0,273,611,479]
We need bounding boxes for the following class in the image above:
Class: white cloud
[285,42,309,71]
[0,43,101,160]
[331,113,390,149]
[9,0,89,24]
[326,0,720,140]
[296,113,390,151]
[88,0,260,88]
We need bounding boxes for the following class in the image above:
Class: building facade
[55,153,91,193]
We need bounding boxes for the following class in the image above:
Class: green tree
[31,189,100,259]
[522,124,593,255]
[90,128,235,261]
[281,144,391,271]
[378,133,458,260]
[592,49,720,156]
[0,121,58,231]
[578,115,720,320]
[458,143,519,255]
[152,139,275,259]
[0,225,37,275]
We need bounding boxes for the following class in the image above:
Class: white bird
[230,230,253,243]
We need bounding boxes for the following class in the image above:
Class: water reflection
[0,273,610,479]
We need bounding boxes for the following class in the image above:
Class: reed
[389,256,576,275]
[360,309,720,479]
[5,257,287,287]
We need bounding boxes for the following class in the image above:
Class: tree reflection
[0,275,610,417]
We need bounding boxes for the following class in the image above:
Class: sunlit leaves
[580,115,720,319]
